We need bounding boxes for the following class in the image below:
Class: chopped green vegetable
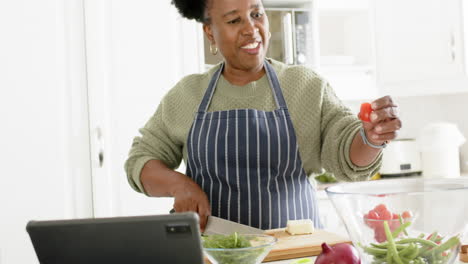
[203,232,252,249]
[314,172,337,183]
[290,258,313,264]
[202,233,267,264]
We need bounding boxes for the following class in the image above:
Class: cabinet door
[0,0,94,263]
[315,0,378,100]
[374,0,467,95]
[85,0,203,218]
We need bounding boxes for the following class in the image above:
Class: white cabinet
[374,0,468,97]
[314,0,377,100]
[84,0,203,218]
[264,0,468,99]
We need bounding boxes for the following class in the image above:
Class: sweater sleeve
[320,82,382,182]
[124,96,184,195]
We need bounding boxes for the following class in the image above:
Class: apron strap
[197,60,288,113]
[197,63,224,113]
[264,60,288,110]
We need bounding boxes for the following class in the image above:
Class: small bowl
[203,234,277,264]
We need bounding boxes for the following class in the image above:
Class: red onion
[315,242,361,264]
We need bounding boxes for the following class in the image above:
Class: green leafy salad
[202,232,267,264]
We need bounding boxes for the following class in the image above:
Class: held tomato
[358,102,373,122]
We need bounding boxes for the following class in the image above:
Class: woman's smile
[240,40,262,55]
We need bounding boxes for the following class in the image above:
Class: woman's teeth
[241,42,259,49]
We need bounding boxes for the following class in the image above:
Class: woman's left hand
[362,95,402,146]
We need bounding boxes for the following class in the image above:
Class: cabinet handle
[92,127,105,168]
[451,32,456,62]
[98,150,104,167]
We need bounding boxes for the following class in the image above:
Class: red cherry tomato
[367,210,380,220]
[374,204,389,215]
[379,210,393,221]
[389,220,401,232]
[364,211,380,229]
[358,102,373,122]
[392,213,400,220]
[402,210,413,219]
[427,234,442,244]
[374,227,387,243]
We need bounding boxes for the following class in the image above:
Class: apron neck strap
[197,60,288,113]
[264,60,288,109]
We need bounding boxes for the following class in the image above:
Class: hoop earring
[210,44,218,55]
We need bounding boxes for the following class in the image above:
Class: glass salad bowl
[202,233,277,264]
[325,178,468,264]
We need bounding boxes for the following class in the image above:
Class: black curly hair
[171,0,208,23]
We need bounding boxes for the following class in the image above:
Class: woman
[125,0,402,231]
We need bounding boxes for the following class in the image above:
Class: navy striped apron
[186,60,321,230]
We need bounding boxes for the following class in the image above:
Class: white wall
[0,1,93,263]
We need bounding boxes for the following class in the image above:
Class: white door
[374,0,468,96]
[84,0,204,218]
[0,0,93,263]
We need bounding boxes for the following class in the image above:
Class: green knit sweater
[125,59,382,194]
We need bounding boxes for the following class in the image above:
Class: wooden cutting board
[262,228,351,262]
[460,245,468,263]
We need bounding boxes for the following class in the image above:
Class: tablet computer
[26,212,204,264]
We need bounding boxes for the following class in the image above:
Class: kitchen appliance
[418,122,466,179]
[380,138,422,177]
[266,8,313,65]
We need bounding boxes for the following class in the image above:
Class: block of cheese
[286,219,315,235]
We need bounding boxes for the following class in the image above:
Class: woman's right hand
[140,160,211,232]
[172,177,211,231]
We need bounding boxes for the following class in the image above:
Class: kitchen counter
[267,257,466,264]
[315,172,468,193]
[267,257,316,263]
